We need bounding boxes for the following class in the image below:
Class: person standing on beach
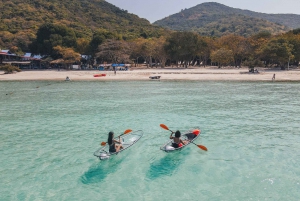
[272,74,276,81]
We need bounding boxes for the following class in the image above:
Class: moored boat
[149,76,161,79]
[93,74,106,77]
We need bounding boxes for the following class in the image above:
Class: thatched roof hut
[50,59,64,64]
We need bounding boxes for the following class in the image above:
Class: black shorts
[109,144,116,153]
[172,143,179,148]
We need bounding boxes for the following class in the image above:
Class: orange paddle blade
[193,129,200,135]
[160,124,169,130]
[197,145,208,151]
[101,142,106,146]
[124,129,132,134]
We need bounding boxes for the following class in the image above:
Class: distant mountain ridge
[153,2,300,37]
[223,5,300,29]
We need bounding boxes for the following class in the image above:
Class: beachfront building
[21,53,42,69]
[0,50,41,69]
[0,50,20,64]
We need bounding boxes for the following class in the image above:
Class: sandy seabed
[1,67,300,81]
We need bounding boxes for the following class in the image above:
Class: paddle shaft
[101,129,132,146]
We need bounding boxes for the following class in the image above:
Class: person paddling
[107,131,123,153]
[170,130,188,148]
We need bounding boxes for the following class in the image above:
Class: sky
[106,0,300,23]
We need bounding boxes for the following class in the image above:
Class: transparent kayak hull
[160,128,200,152]
[94,130,143,160]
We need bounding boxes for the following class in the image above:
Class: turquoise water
[1,81,300,200]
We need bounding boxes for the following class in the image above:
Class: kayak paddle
[100,129,132,146]
[160,124,200,136]
[185,129,207,151]
[160,124,174,133]
[190,141,208,151]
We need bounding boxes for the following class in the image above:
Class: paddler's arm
[113,137,122,144]
[170,131,174,139]
[118,136,122,143]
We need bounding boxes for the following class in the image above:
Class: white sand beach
[1,67,300,81]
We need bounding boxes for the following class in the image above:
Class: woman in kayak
[107,131,123,153]
[170,130,187,148]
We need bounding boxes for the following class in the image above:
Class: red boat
[93,74,106,77]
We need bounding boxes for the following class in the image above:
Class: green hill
[153,2,300,37]
[0,0,165,51]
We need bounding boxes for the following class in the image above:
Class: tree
[284,33,300,67]
[242,57,264,72]
[130,38,156,67]
[53,46,81,68]
[96,39,131,64]
[0,64,21,74]
[196,36,215,67]
[30,23,77,55]
[9,46,19,54]
[211,48,234,67]
[292,28,300,35]
[152,37,168,67]
[129,38,145,67]
[217,34,251,67]
[140,38,156,67]
[248,31,272,60]
[165,31,200,67]
[259,37,294,68]
[76,38,89,54]
[88,29,121,55]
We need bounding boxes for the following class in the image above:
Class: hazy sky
[106,0,300,23]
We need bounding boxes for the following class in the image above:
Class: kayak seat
[185,133,196,140]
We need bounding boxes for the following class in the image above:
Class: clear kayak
[94,130,143,160]
[160,128,201,152]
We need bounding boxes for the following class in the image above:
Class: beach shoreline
[1,66,300,81]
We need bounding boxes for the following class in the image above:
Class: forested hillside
[0,0,166,52]
[153,2,300,37]
[230,7,300,29]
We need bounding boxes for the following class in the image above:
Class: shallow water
[1,81,300,200]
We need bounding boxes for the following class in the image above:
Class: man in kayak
[170,130,188,148]
[107,131,123,153]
